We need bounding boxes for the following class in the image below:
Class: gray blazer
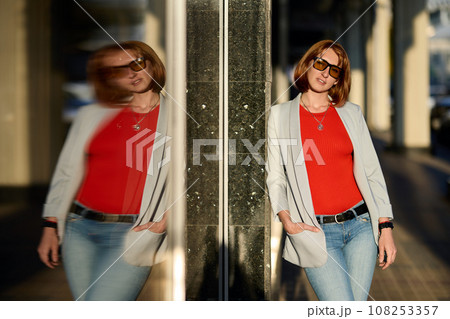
[266,93,393,267]
[43,95,169,266]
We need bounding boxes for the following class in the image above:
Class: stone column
[227,0,271,300]
[186,0,221,300]
[185,0,271,300]
[393,0,430,148]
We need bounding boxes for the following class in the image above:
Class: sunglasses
[312,57,342,79]
[99,57,146,79]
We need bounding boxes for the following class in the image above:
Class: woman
[266,40,397,301]
[37,41,170,300]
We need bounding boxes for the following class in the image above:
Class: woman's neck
[301,92,330,113]
[130,91,160,113]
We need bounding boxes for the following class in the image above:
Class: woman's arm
[378,217,397,270]
[37,223,60,268]
[38,107,93,267]
[357,106,397,269]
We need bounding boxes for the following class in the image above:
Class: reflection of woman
[266,40,397,301]
[37,41,169,300]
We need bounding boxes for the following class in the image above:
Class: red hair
[87,41,165,104]
[293,40,351,107]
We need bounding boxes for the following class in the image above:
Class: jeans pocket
[357,212,371,223]
[67,212,83,223]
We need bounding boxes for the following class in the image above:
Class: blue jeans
[304,212,377,301]
[62,213,151,301]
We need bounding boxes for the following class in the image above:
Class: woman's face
[101,50,152,94]
[306,49,339,94]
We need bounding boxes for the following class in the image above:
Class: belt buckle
[334,212,344,224]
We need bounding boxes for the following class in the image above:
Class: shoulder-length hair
[293,40,351,107]
[87,41,166,104]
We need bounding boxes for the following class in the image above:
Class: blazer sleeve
[42,107,90,220]
[266,107,290,221]
[357,107,394,220]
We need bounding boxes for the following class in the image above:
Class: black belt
[72,203,138,223]
[316,203,368,224]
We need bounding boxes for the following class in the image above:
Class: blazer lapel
[334,104,356,150]
[335,103,365,187]
[139,94,169,218]
[288,94,303,169]
[288,94,316,221]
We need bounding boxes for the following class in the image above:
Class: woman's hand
[378,228,397,270]
[278,210,320,235]
[37,227,60,269]
[133,213,167,234]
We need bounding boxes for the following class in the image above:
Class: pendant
[133,124,141,131]
[318,124,324,130]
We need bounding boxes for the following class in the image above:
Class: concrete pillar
[166,0,187,301]
[393,0,430,148]
[366,0,392,131]
[145,1,166,64]
[0,0,53,187]
[0,0,29,186]
[344,0,366,112]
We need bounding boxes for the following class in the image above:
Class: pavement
[0,133,449,301]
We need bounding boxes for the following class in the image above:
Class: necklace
[131,97,160,131]
[301,95,330,131]
[132,113,149,131]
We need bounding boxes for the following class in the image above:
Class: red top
[76,105,160,214]
[300,104,363,215]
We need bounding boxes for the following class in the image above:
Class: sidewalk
[277,134,450,301]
